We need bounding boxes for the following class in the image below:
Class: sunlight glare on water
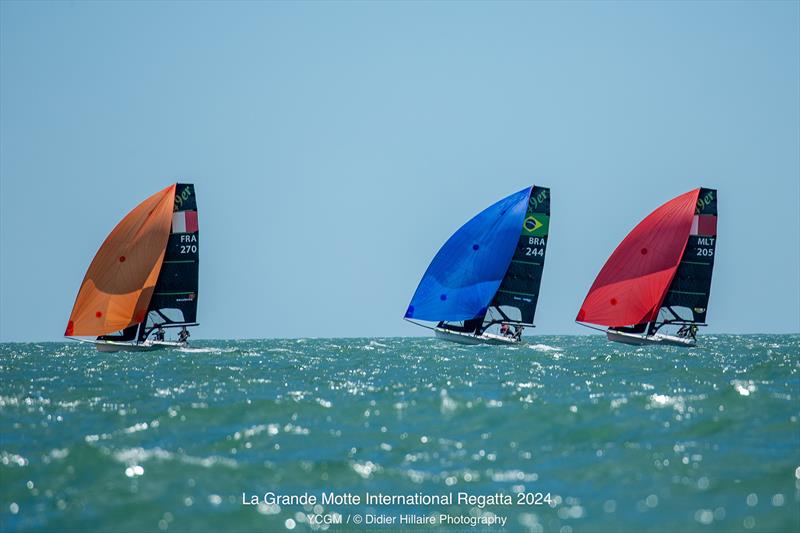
[1,335,798,531]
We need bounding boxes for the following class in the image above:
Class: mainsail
[576,187,717,333]
[659,188,717,325]
[405,185,550,335]
[138,184,200,340]
[65,183,199,341]
[486,186,550,326]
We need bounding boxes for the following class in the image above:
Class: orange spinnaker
[65,184,176,337]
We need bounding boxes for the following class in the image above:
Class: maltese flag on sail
[690,214,716,236]
[172,210,199,233]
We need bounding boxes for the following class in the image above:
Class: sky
[1,1,798,342]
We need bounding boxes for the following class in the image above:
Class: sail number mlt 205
[696,237,715,257]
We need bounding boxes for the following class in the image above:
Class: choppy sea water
[1,335,798,532]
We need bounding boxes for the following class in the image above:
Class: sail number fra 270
[180,234,197,254]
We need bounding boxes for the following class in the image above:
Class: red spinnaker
[576,189,700,327]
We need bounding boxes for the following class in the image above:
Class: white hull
[91,340,187,353]
[434,328,519,345]
[606,329,695,348]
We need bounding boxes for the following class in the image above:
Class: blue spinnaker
[405,186,532,322]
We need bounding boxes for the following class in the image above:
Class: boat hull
[434,328,519,345]
[606,329,695,348]
[93,340,187,353]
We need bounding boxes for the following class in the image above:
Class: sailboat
[576,188,717,347]
[65,183,199,352]
[405,185,550,345]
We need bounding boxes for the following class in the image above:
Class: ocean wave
[112,447,237,469]
[178,347,237,354]
[527,343,563,353]
[232,424,280,440]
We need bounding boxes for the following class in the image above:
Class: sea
[1,335,798,532]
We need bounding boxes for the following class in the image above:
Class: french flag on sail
[690,214,716,236]
[172,210,198,233]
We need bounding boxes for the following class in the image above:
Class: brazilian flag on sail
[522,213,549,237]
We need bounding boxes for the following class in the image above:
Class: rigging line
[153,291,195,296]
[575,321,608,334]
[669,289,707,296]
[145,322,199,330]
[403,318,437,331]
[496,289,536,297]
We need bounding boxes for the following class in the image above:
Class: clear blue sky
[1,1,798,341]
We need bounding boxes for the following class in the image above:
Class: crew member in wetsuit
[678,324,699,340]
[178,327,190,343]
[154,325,165,341]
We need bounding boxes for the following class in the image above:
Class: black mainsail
[481,186,550,329]
[138,183,199,340]
[658,187,717,328]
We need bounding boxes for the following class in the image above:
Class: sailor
[154,324,165,341]
[500,323,510,336]
[513,325,523,340]
[178,327,190,343]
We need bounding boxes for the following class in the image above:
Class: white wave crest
[527,344,563,353]
[179,347,237,354]
[112,447,237,468]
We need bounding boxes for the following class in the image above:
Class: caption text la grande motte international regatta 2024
[242,491,554,508]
